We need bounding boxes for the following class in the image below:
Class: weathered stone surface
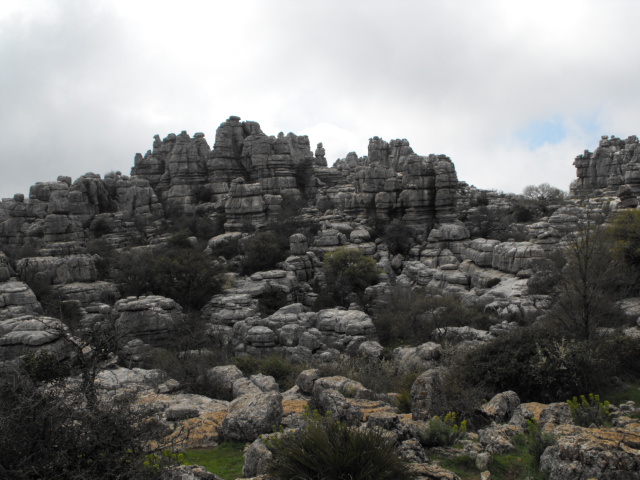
[0,253,15,282]
[540,423,640,480]
[114,296,184,347]
[0,280,43,320]
[221,391,283,442]
[311,385,364,424]
[242,436,274,478]
[206,365,244,400]
[16,254,97,285]
[411,369,446,421]
[481,391,521,423]
[572,135,640,196]
[0,315,73,373]
[393,342,443,375]
[296,368,320,394]
[491,241,546,274]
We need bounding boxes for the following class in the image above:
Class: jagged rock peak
[572,134,640,196]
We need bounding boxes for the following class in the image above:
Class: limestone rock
[114,296,184,347]
[16,254,98,285]
[540,423,640,480]
[481,391,521,423]
[393,342,443,375]
[221,391,284,442]
[0,280,43,320]
[206,365,244,400]
[411,369,446,421]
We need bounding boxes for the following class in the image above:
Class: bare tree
[547,216,627,340]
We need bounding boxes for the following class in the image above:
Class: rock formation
[572,134,640,196]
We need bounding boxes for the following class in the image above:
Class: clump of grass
[233,354,304,391]
[182,442,245,480]
[568,393,612,427]
[265,411,416,480]
[418,412,467,448]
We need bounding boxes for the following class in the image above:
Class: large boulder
[221,391,284,442]
[411,368,446,421]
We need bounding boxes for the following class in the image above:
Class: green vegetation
[265,411,416,480]
[548,217,628,340]
[316,355,418,394]
[112,244,225,311]
[0,349,177,479]
[448,325,640,403]
[182,443,245,480]
[521,182,566,216]
[418,412,467,448]
[242,231,289,274]
[433,421,553,480]
[322,247,379,307]
[568,393,612,427]
[234,354,304,391]
[601,383,640,407]
[372,287,492,347]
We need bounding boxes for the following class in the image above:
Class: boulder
[221,391,284,442]
[411,369,446,421]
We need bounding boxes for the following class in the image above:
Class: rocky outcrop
[220,391,283,442]
[0,172,162,253]
[540,423,640,480]
[572,134,640,197]
[16,254,97,285]
[0,315,73,374]
[411,368,446,421]
[114,296,185,348]
[0,279,43,320]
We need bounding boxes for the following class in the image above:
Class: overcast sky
[1,0,639,199]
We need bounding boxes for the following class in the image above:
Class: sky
[1,0,639,199]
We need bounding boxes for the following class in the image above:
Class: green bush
[450,325,640,405]
[371,288,493,347]
[112,245,225,311]
[242,231,289,274]
[323,247,379,307]
[418,412,467,448]
[257,288,289,317]
[568,393,612,427]
[515,419,555,468]
[234,355,303,391]
[315,356,415,394]
[265,411,416,480]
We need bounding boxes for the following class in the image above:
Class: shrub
[568,393,612,427]
[516,419,555,468]
[323,247,379,307]
[242,231,289,274]
[265,411,416,480]
[112,245,225,311]
[257,288,289,317]
[315,356,414,394]
[234,354,303,391]
[371,288,493,347]
[418,412,467,448]
[0,368,177,479]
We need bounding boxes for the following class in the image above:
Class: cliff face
[572,134,640,197]
[130,116,459,231]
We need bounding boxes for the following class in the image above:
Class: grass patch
[600,383,640,407]
[431,453,477,480]
[182,442,245,480]
[490,447,547,480]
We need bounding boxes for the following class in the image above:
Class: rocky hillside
[1,118,640,480]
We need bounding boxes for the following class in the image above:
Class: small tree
[323,247,379,307]
[522,183,565,202]
[548,216,627,340]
